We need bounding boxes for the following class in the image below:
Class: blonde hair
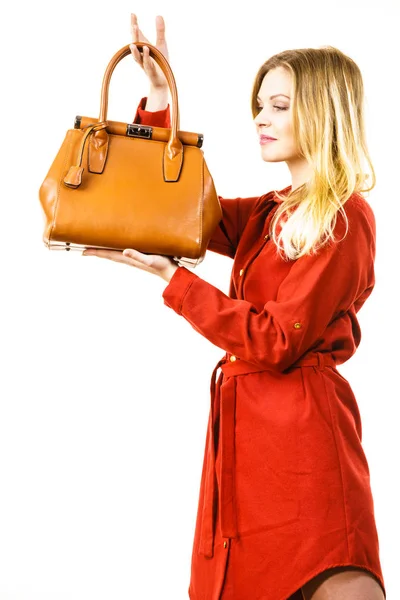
[250,46,376,261]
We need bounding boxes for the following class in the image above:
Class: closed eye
[256,105,288,111]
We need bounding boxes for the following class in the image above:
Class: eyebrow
[256,94,290,101]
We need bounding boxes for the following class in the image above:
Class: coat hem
[188,562,385,600]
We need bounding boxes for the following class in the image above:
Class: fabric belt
[197,352,337,558]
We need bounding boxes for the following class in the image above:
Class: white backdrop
[1,0,398,598]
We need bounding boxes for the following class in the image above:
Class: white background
[1,0,398,598]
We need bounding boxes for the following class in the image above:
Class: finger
[139,46,153,70]
[131,22,139,44]
[123,248,153,266]
[83,249,123,260]
[142,45,151,64]
[130,43,142,62]
[130,17,149,47]
[155,15,166,43]
[83,249,148,269]
[133,21,151,44]
[130,12,151,44]
[131,14,138,42]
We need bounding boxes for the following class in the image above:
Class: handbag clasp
[126,124,152,139]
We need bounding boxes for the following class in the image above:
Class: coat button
[294,322,302,329]
[223,541,228,548]
[230,355,237,362]
[264,234,269,240]
[239,269,244,276]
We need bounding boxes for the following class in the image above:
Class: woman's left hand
[82,248,179,283]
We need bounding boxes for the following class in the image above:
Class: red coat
[134,99,386,600]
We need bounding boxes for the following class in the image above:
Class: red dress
[134,98,386,600]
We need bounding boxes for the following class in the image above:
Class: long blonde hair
[250,46,376,261]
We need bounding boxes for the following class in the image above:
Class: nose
[254,109,271,127]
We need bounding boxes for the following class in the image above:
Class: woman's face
[254,67,301,164]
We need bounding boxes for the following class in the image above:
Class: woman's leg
[301,566,385,600]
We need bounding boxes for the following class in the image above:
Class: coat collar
[262,185,292,205]
[273,184,292,203]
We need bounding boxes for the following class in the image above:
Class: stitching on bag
[49,132,74,244]
[87,131,95,172]
[199,155,204,252]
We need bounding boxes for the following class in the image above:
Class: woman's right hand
[130,14,169,91]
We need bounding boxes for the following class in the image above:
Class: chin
[260,155,285,163]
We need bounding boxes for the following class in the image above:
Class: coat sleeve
[133,97,260,259]
[161,197,376,372]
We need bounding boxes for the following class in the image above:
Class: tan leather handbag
[38,42,222,268]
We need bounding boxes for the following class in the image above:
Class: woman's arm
[160,198,376,372]
[133,88,170,124]
[133,93,260,259]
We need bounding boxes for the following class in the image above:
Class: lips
[260,135,277,141]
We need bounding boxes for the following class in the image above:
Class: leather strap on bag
[64,121,108,188]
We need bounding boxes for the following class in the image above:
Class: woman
[83,14,386,600]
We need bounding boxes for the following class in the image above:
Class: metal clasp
[126,124,152,139]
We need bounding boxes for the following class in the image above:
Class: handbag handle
[100,42,183,182]
[99,41,180,131]
[64,42,184,189]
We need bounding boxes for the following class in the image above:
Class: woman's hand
[130,14,169,91]
[82,248,179,283]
